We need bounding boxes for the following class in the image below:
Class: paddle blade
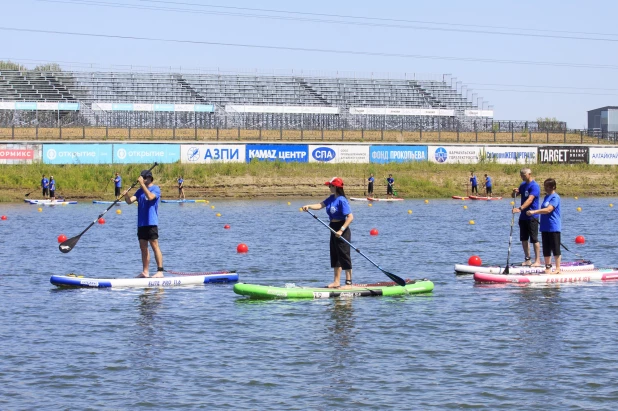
[59,235,81,253]
[383,270,407,287]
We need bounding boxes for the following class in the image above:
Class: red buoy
[0,215,6,220]
[237,243,248,253]
[57,234,67,243]
[224,224,231,230]
[468,255,482,266]
[370,228,379,236]
[575,235,585,244]
[98,218,106,225]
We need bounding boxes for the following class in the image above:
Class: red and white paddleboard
[469,195,503,201]
[452,196,469,200]
[474,268,618,284]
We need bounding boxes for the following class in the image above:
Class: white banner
[481,146,537,164]
[226,105,339,114]
[92,103,113,111]
[589,147,618,165]
[308,145,370,163]
[181,144,246,163]
[133,104,154,112]
[37,102,58,111]
[464,110,494,117]
[428,146,482,164]
[0,102,14,110]
[349,107,455,116]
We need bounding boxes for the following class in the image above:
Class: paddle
[503,206,516,274]
[59,162,159,253]
[560,242,588,260]
[305,209,407,286]
[103,174,114,194]
[24,189,37,197]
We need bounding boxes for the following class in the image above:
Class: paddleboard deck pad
[474,268,618,284]
[455,260,594,275]
[51,271,238,288]
[234,279,434,299]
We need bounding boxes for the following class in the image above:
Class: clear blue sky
[3,0,617,128]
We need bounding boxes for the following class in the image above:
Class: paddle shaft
[103,174,113,193]
[305,210,406,286]
[59,162,158,253]
[503,206,516,274]
[560,242,586,259]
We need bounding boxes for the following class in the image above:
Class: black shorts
[329,220,352,270]
[471,185,478,193]
[519,218,539,243]
[368,182,373,193]
[115,186,121,197]
[387,185,393,195]
[541,231,561,257]
[137,225,159,241]
[49,190,55,198]
[42,188,48,197]
[486,186,493,195]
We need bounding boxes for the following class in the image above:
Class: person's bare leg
[150,239,164,277]
[532,242,542,266]
[544,256,552,274]
[327,267,341,288]
[137,239,150,277]
[554,255,562,274]
[522,241,531,265]
[341,269,353,288]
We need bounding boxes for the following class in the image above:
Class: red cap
[324,177,344,188]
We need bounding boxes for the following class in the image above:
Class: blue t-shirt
[387,177,394,186]
[540,193,561,232]
[114,176,122,188]
[41,178,49,188]
[135,185,161,227]
[470,175,477,186]
[368,177,374,183]
[323,195,351,221]
[485,176,492,187]
[178,178,184,187]
[518,180,540,221]
[49,179,55,191]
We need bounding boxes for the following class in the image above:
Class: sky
[2,0,618,128]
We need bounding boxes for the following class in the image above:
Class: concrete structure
[588,106,618,133]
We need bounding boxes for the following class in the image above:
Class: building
[588,106,618,133]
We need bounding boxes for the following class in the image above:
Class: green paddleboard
[233,280,434,299]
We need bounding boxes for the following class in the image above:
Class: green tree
[33,63,63,72]
[0,60,26,70]
[537,117,564,132]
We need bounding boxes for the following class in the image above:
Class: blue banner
[369,146,428,163]
[194,104,215,112]
[246,144,309,163]
[58,103,80,111]
[15,102,37,111]
[43,144,113,164]
[113,144,180,164]
[154,104,175,112]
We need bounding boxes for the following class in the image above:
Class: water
[1,197,618,410]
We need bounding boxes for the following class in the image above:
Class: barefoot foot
[136,272,150,278]
[326,282,340,289]
[152,272,164,278]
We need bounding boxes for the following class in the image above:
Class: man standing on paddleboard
[512,168,541,267]
[302,177,354,289]
[49,175,56,201]
[484,174,493,197]
[112,172,122,198]
[125,169,164,278]
[526,178,561,274]
[367,173,375,196]
[386,174,395,199]
[41,174,49,198]
[469,172,478,194]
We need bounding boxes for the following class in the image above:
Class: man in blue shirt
[527,178,561,274]
[469,172,478,194]
[177,176,185,200]
[112,172,122,198]
[512,168,541,266]
[367,173,375,196]
[49,175,56,201]
[386,174,395,198]
[125,169,164,278]
[484,174,492,197]
[41,174,49,198]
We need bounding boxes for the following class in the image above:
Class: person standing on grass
[484,174,493,197]
[125,169,164,278]
[527,178,561,274]
[469,172,478,194]
[386,174,395,198]
[512,168,541,267]
[41,174,49,198]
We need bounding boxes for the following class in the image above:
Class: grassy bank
[1,162,617,202]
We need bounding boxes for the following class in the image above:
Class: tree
[33,63,63,72]
[536,117,565,132]
[0,60,26,71]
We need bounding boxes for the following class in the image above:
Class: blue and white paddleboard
[50,271,238,288]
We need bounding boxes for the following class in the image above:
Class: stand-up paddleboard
[161,199,207,203]
[452,196,469,200]
[367,197,404,202]
[474,268,618,284]
[50,270,238,288]
[350,197,369,202]
[41,201,77,206]
[25,198,65,204]
[469,195,503,201]
[455,260,594,275]
[92,200,124,204]
[234,279,433,299]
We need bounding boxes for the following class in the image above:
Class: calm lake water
[1,196,618,410]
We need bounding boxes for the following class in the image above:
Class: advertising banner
[0,143,41,164]
[589,147,618,165]
[246,144,309,163]
[369,146,428,164]
[428,146,482,164]
[349,107,454,116]
[537,146,589,164]
[482,146,537,164]
[464,110,494,117]
[308,145,370,163]
[113,144,180,164]
[43,144,113,164]
[226,105,339,114]
[181,144,246,163]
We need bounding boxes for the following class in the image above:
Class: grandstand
[0,68,510,132]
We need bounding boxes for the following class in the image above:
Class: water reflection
[325,299,356,349]
[512,287,563,353]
